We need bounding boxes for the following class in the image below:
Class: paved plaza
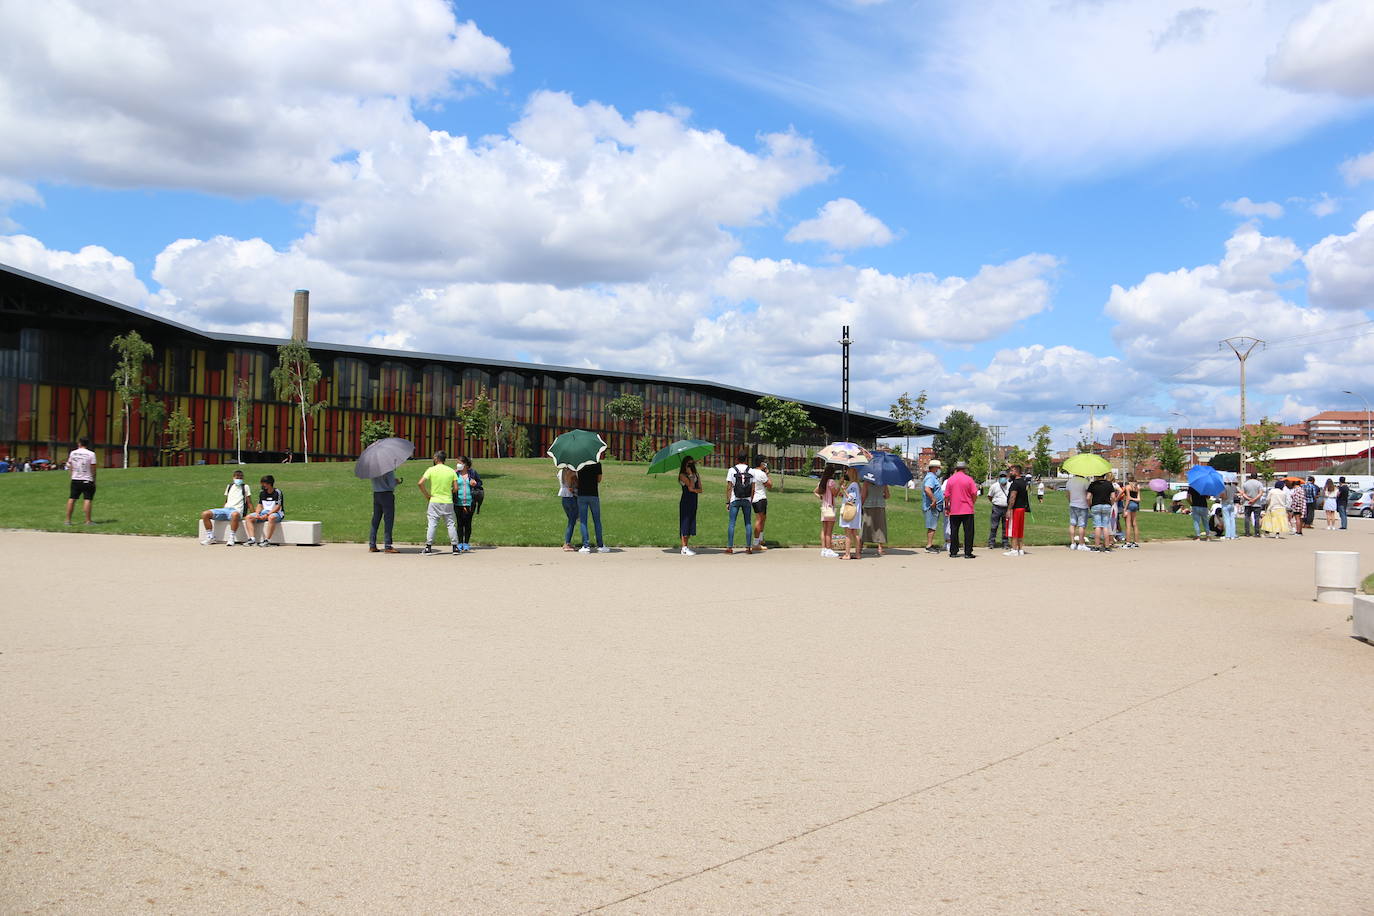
[2,526,1371,914]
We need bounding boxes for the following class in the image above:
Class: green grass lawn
[0,461,1199,548]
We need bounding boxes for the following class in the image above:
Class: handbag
[840,501,857,522]
[820,505,836,521]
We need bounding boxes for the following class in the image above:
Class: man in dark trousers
[369,467,402,553]
[1337,477,1350,529]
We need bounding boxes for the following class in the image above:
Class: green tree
[968,427,991,482]
[164,406,192,464]
[1005,445,1031,470]
[457,387,492,452]
[889,390,929,461]
[753,396,814,489]
[1128,427,1155,477]
[110,330,154,468]
[141,394,167,460]
[223,378,253,463]
[1241,418,1281,479]
[1157,428,1186,477]
[270,341,327,463]
[932,410,980,469]
[606,393,644,430]
[488,409,517,458]
[631,436,657,463]
[510,423,532,459]
[360,418,394,450]
[1029,425,1054,478]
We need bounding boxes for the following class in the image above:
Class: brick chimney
[292,289,309,342]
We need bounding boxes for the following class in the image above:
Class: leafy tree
[753,396,813,489]
[165,406,192,464]
[360,418,394,450]
[1208,451,1240,473]
[632,436,657,463]
[457,387,492,450]
[932,410,980,469]
[1029,425,1054,478]
[1005,445,1031,470]
[1127,426,1156,476]
[110,330,154,468]
[1076,433,1094,454]
[510,423,531,459]
[1241,417,1281,479]
[223,378,253,463]
[270,341,327,463]
[606,393,644,431]
[889,390,929,460]
[1157,428,1186,477]
[968,427,991,482]
[488,409,517,458]
[141,394,167,460]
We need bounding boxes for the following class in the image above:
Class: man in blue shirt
[922,459,944,553]
[1302,476,1319,529]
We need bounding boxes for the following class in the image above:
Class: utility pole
[987,424,1007,475]
[1077,404,1107,453]
[839,325,852,443]
[1221,336,1264,476]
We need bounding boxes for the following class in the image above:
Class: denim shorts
[1091,505,1113,529]
[1069,506,1088,527]
[249,510,283,522]
[924,507,942,530]
[208,507,241,521]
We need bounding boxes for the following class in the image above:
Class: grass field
[0,460,1199,548]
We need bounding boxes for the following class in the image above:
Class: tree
[1157,428,1186,477]
[270,341,327,463]
[932,410,980,469]
[889,390,929,460]
[165,406,192,464]
[1209,452,1240,473]
[223,378,253,463]
[141,394,167,461]
[457,387,492,452]
[968,427,991,482]
[510,423,531,459]
[110,331,154,468]
[1029,425,1054,478]
[754,396,813,486]
[488,409,517,458]
[606,393,644,430]
[631,436,656,463]
[1241,417,1281,479]
[1005,445,1031,470]
[1128,427,1155,476]
[360,418,394,450]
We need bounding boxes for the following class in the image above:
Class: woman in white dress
[1322,479,1339,529]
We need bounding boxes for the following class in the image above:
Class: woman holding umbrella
[678,456,702,556]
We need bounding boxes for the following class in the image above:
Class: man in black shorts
[64,437,98,526]
[751,458,773,550]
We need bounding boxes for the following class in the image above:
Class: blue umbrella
[1186,464,1224,497]
[857,452,913,487]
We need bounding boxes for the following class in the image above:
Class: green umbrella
[547,429,608,471]
[1061,453,1112,477]
[646,438,714,474]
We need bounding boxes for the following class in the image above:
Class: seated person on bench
[200,468,254,546]
[242,475,285,546]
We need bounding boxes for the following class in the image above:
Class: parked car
[1351,489,1374,518]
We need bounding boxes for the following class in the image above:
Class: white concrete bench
[1353,594,1374,643]
[194,518,322,545]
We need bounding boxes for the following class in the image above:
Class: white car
[1351,489,1374,519]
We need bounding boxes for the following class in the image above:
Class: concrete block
[1315,550,1360,606]
[1354,594,1374,643]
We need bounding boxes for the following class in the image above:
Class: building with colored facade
[1,264,934,469]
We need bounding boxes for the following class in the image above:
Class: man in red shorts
[1003,463,1030,557]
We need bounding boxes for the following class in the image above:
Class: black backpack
[731,465,753,500]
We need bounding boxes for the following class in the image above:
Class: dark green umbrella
[646,438,714,474]
[547,429,608,471]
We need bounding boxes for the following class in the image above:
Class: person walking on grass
[1003,464,1030,556]
[1241,473,1264,537]
[836,466,862,559]
[815,464,840,558]
[200,468,253,546]
[64,437,97,526]
[1087,473,1116,552]
[751,458,772,550]
[558,467,578,551]
[724,453,757,555]
[576,459,609,553]
[368,467,402,554]
[242,475,284,546]
[986,469,1010,552]
[1065,473,1089,551]
[678,455,702,556]
[1036,479,1045,504]
[860,473,889,557]
[417,451,459,555]
[922,459,944,554]
[944,460,978,559]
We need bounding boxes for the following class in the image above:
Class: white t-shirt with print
[68,447,96,481]
[751,469,770,502]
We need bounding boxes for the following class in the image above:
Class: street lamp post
[1170,411,1194,464]
[1343,389,1372,478]
[838,326,852,443]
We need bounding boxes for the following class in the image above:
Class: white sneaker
[1018,549,1027,556]
[1003,549,1019,556]
[577,545,590,554]
[244,537,257,546]
[597,546,611,553]
[820,548,837,558]
[200,534,214,546]
[225,536,236,546]
[681,547,695,556]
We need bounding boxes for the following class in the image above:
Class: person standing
[986,470,1010,551]
[1302,476,1319,530]
[751,458,773,550]
[944,460,978,559]
[724,453,756,555]
[1336,477,1350,530]
[814,464,840,558]
[922,459,944,554]
[453,458,477,552]
[860,474,890,557]
[1288,479,1306,536]
[1322,479,1339,529]
[242,475,285,546]
[1087,473,1116,552]
[1240,473,1265,537]
[1262,479,1289,537]
[64,437,98,526]
[417,451,459,555]
[1065,474,1090,551]
[558,467,578,551]
[1036,479,1045,504]
[1219,477,1237,540]
[1187,484,1210,541]
[576,459,608,553]
[678,456,702,556]
[1004,464,1030,556]
[836,466,862,559]
[368,467,402,554]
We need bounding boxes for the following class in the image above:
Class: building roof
[1,261,941,440]
[1267,440,1374,461]
[1307,411,1371,423]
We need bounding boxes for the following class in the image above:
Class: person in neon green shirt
[417,451,459,555]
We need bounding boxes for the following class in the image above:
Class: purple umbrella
[1148,478,1168,492]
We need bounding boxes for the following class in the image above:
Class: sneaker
[597,546,610,553]
[578,545,591,554]
[1002,549,1019,556]
[1018,549,1027,556]
[820,548,837,558]
[681,547,695,556]
[421,545,435,555]
[246,538,258,547]
[452,545,461,554]
[200,535,214,546]
[225,537,236,546]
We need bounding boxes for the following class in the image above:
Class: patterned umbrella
[815,441,874,467]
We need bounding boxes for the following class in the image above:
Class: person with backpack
[724,453,758,555]
[199,468,254,545]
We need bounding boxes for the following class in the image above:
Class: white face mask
[455,463,466,471]
[232,477,244,486]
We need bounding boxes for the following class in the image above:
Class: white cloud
[785,198,894,250]
[0,0,510,197]
[1304,210,1374,310]
[1268,0,1374,97]
[1309,193,1340,217]
[1340,150,1374,185]
[0,233,150,305]
[1222,197,1284,219]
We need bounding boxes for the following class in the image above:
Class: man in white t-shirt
[64,437,98,526]
[1065,475,1090,550]
[724,454,759,555]
[750,458,773,550]
[985,470,1010,550]
[199,468,255,546]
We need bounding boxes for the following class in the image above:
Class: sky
[2,0,1373,450]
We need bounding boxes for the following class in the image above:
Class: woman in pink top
[813,464,841,558]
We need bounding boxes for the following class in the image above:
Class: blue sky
[2,0,1373,448]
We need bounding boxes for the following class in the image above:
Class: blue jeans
[1221,503,1236,538]
[727,498,753,548]
[369,490,395,548]
[577,495,603,548]
[1338,503,1348,529]
[1191,506,1208,536]
[561,496,578,545]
